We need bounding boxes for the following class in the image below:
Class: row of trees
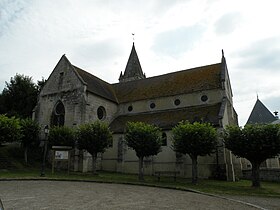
[1,112,279,187]
[125,122,280,188]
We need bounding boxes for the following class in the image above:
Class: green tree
[125,122,162,181]
[172,121,218,184]
[76,121,112,174]
[224,124,280,187]
[0,115,21,146]
[20,118,40,164]
[0,74,38,118]
[48,126,75,148]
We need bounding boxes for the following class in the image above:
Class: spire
[119,43,146,83]
[221,49,226,64]
[246,98,276,124]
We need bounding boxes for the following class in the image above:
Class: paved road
[0,180,267,210]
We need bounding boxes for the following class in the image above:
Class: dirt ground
[0,180,276,210]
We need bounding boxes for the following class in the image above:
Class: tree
[48,126,75,148]
[125,122,162,181]
[0,115,21,146]
[172,121,218,184]
[20,118,40,164]
[76,121,112,174]
[0,74,38,118]
[224,124,280,187]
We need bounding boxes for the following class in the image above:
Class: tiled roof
[109,103,222,133]
[246,99,276,124]
[73,66,118,103]
[113,63,222,103]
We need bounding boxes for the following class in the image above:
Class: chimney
[274,111,279,119]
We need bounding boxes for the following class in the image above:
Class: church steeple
[119,42,146,83]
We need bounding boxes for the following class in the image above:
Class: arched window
[162,132,167,146]
[51,101,65,127]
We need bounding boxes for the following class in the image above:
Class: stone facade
[34,44,241,180]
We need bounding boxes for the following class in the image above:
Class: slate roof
[109,103,222,133]
[113,63,222,103]
[119,43,145,82]
[73,66,118,103]
[72,60,222,104]
[246,99,276,124]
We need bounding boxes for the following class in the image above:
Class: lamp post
[40,125,49,177]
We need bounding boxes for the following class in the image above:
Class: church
[33,43,241,181]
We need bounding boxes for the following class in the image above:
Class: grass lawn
[1,168,279,198]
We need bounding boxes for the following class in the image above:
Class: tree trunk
[138,156,144,181]
[24,146,28,164]
[251,161,261,187]
[191,155,198,184]
[92,153,97,175]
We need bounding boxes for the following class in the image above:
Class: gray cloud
[74,39,124,64]
[152,25,205,56]
[0,0,30,36]
[234,36,280,70]
[214,12,242,35]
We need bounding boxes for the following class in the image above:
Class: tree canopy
[48,126,75,148]
[0,74,45,118]
[125,122,162,181]
[0,115,21,145]
[172,121,218,184]
[76,121,112,174]
[224,124,280,187]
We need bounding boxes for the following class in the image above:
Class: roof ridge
[113,62,221,85]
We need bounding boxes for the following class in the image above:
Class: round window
[201,95,208,102]
[128,105,133,112]
[150,102,156,109]
[97,106,106,120]
[174,99,181,106]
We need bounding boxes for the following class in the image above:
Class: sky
[0,0,280,126]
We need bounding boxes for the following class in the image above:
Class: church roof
[113,63,222,103]
[246,99,276,124]
[73,66,118,103]
[119,43,145,82]
[110,103,222,133]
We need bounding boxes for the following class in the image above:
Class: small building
[33,43,241,180]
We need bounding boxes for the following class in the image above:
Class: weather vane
[132,33,135,42]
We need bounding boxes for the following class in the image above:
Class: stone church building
[34,43,241,180]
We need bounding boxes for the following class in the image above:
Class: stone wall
[117,89,224,116]
[243,169,280,182]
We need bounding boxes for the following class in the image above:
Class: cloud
[263,97,280,114]
[214,12,242,35]
[152,25,205,57]
[0,0,30,36]
[234,36,280,71]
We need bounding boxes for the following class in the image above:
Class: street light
[40,125,49,177]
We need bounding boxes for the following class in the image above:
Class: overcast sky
[1,0,280,126]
